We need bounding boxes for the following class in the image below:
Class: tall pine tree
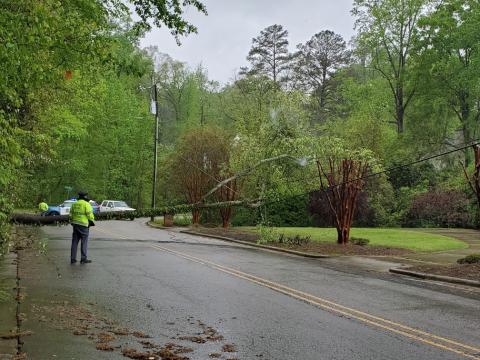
[294,30,351,122]
[242,24,291,86]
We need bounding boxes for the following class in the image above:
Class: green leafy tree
[128,0,207,40]
[0,0,206,244]
[353,0,429,133]
[418,0,480,165]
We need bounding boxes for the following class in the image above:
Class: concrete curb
[145,221,169,230]
[389,268,480,288]
[181,230,330,259]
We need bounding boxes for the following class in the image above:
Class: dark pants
[71,224,89,261]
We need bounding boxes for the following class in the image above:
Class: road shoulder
[0,252,19,358]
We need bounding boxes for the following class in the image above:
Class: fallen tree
[10,200,262,226]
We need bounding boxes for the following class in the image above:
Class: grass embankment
[241,227,468,252]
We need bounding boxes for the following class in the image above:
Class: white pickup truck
[99,200,135,212]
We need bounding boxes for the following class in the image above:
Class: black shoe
[70,259,77,264]
[80,259,92,264]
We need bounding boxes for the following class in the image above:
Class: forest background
[1,0,480,247]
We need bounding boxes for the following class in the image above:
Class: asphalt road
[17,219,480,360]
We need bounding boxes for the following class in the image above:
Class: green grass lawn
[240,227,468,252]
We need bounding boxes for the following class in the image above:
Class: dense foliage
[0,0,207,248]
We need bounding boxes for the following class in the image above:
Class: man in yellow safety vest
[38,201,48,216]
[69,191,95,264]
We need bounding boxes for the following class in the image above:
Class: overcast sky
[140,0,356,85]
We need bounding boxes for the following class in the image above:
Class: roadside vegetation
[2,0,480,254]
[244,227,468,252]
[153,214,193,227]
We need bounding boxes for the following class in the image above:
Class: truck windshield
[114,201,128,207]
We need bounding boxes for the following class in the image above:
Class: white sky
[140,0,356,84]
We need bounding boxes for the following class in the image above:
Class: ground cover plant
[241,227,467,252]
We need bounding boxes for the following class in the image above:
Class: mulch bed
[189,227,412,256]
[408,264,480,282]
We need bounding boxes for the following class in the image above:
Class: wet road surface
[18,219,480,359]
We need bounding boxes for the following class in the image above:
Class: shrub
[457,254,480,264]
[351,237,369,246]
[173,214,192,226]
[232,194,314,227]
[309,190,375,227]
[256,224,279,244]
[404,190,471,228]
[387,161,437,190]
[278,234,311,246]
[231,206,258,226]
[264,195,314,227]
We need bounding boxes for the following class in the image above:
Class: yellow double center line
[150,244,480,359]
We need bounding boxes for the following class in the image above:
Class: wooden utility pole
[151,83,159,221]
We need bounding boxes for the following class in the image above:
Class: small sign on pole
[150,99,156,115]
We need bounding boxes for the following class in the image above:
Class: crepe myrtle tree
[317,158,369,244]
[308,141,374,245]
[216,176,238,228]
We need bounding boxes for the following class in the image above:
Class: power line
[282,138,480,190]
[260,139,480,207]
[169,138,479,210]
[176,154,239,197]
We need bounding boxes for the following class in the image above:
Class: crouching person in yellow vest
[69,191,95,264]
[38,201,48,216]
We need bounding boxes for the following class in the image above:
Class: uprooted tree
[317,158,369,244]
